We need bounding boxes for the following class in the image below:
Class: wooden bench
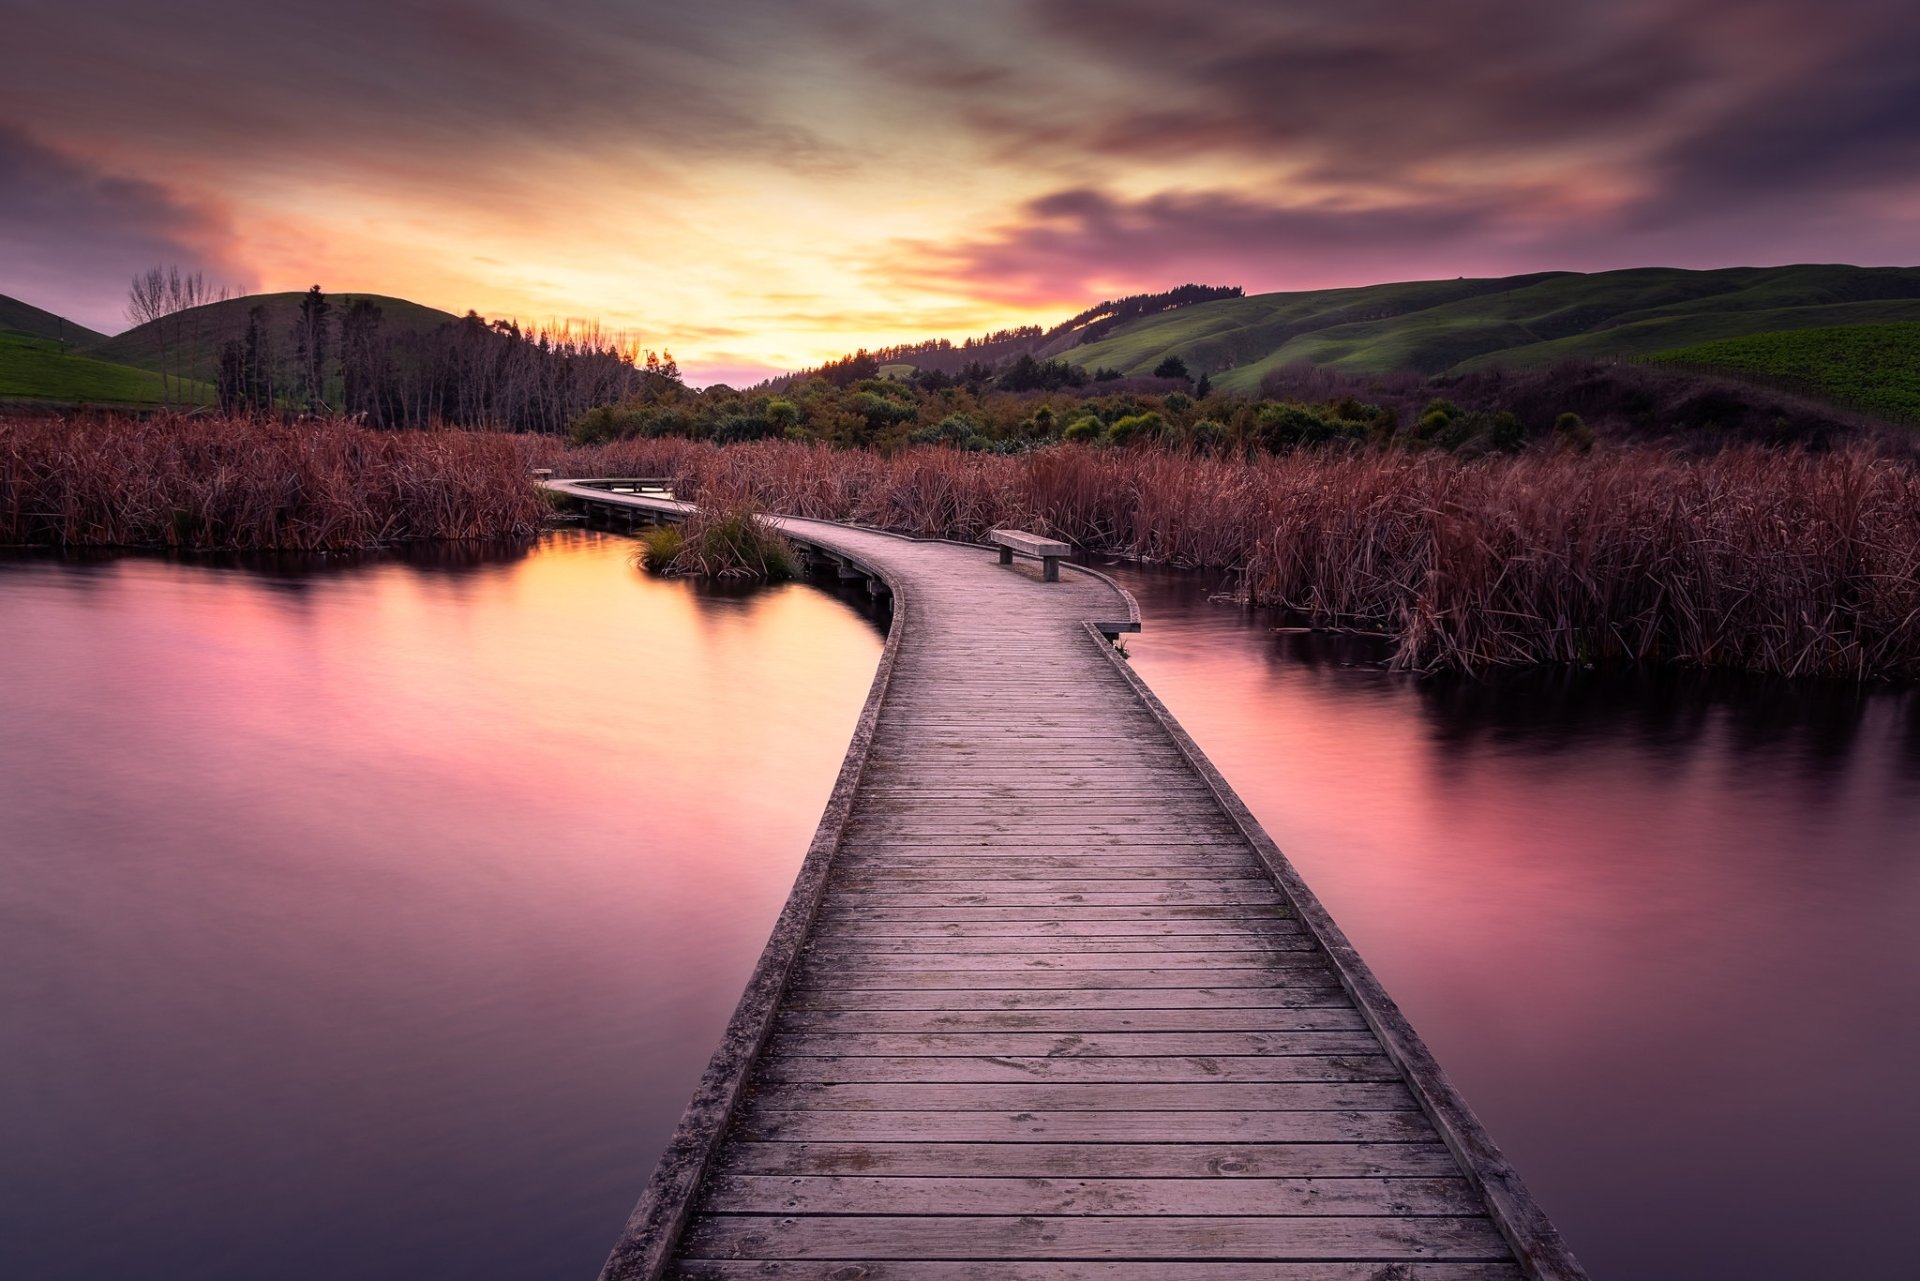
[990,528,1071,581]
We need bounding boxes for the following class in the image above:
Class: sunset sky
[6,0,1918,384]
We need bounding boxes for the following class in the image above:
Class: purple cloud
[0,129,254,332]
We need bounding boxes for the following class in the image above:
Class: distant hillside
[0,332,209,406]
[1651,322,1920,424]
[85,291,463,383]
[0,293,108,347]
[1061,265,1920,392]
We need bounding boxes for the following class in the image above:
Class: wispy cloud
[4,0,1917,362]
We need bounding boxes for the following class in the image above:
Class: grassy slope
[1650,322,1920,423]
[85,291,462,383]
[0,332,211,405]
[1062,265,1920,392]
[0,294,109,347]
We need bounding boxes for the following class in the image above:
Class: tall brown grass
[1,414,549,549]
[554,437,1920,678]
[10,416,1919,677]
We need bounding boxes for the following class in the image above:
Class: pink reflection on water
[1111,565,1920,1281]
[0,532,884,1281]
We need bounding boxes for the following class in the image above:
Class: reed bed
[0,414,549,550]
[557,437,1920,679]
[10,416,1919,677]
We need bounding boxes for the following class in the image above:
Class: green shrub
[909,413,982,447]
[1486,411,1526,453]
[1188,419,1226,452]
[1254,403,1361,451]
[1106,411,1165,446]
[1413,398,1462,442]
[1554,411,1596,453]
[1063,416,1102,443]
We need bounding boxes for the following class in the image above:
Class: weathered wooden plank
[735,1109,1438,1144]
[794,965,1329,988]
[814,905,1290,922]
[805,935,1312,955]
[711,1140,1467,1180]
[807,920,1295,939]
[673,1262,1524,1281]
[833,861,1264,877]
[678,1213,1510,1261]
[806,948,1317,968]
[784,987,1349,1012]
[705,1173,1483,1216]
[776,1008,1370,1034]
[756,1053,1401,1084]
[823,891,1279,908]
[768,1031,1386,1058]
[753,1080,1416,1112]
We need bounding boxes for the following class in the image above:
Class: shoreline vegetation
[5,414,1919,680]
[636,492,798,581]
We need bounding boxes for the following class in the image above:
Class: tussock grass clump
[636,523,686,572]
[635,496,798,581]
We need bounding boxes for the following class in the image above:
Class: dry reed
[553,437,1920,678]
[0,414,549,550]
[12,417,1919,677]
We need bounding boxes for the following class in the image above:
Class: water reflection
[0,532,884,1281]
[9,536,1917,1281]
[1104,560,1920,1281]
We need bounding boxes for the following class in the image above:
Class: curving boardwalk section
[550,481,1585,1281]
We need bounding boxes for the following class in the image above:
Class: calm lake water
[3,531,1917,1280]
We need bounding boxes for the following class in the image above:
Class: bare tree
[128,265,234,406]
[127,267,176,404]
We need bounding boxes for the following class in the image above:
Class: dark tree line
[1049,284,1245,345]
[217,285,672,432]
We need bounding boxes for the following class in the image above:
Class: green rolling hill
[1054,265,1920,393]
[0,294,109,348]
[0,289,461,406]
[1650,322,1920,424]
[86,291,462,385]
[0,331,209,405]
[1,292,188,405]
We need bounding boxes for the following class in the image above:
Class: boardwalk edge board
[588,514,913,1281]
[552,480,1582,1281]
[1082,620,1588,1281]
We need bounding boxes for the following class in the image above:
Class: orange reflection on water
[0,532,885,1281]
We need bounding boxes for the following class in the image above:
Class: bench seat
[990,528,1072,581]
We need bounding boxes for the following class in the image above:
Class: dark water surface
[0,532,884,1281]
[1104,562,1920,1281]
[4,534,1917,1280]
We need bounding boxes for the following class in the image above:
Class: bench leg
[999,546,1013,565]
[1042,555,1059,582]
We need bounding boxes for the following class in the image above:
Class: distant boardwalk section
[549,480,1586,1281]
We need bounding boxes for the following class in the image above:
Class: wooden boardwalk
[552,482,1585,1281]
